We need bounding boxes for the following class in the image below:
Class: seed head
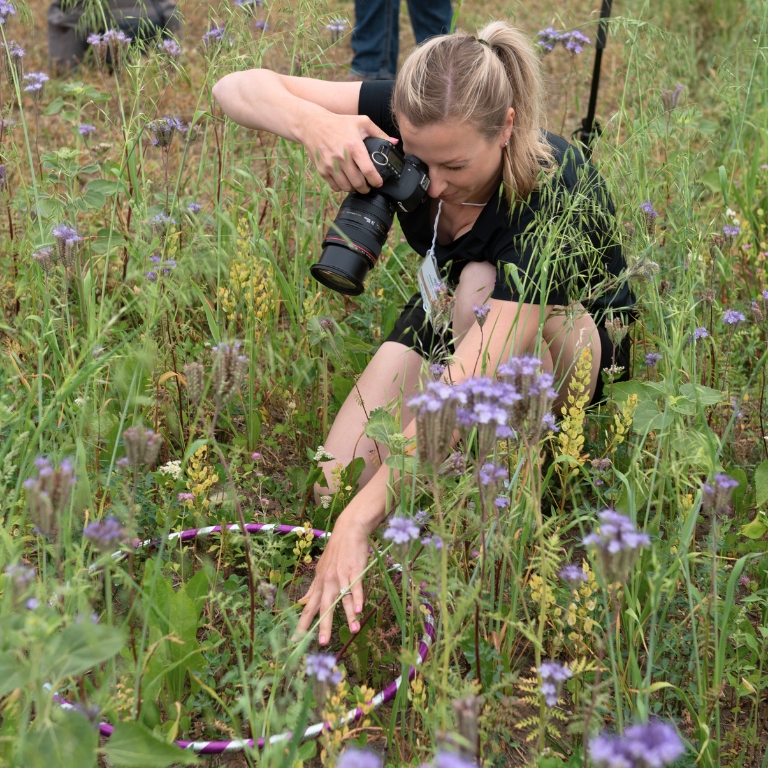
[409,381,461,468]
[122,424,162,468]
[2,40,23,83]
[32,246,54,273]
[603,314,629,346]
[212,342,249,406]
[51,223,82,270]
[5,564,35,604]
[183,361,205,406]
[102,29,132,75]
[23,457,75,536]
[661,84,684,113]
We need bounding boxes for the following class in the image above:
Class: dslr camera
[310,137,430,296]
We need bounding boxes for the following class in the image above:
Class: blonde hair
[392,21,554,207]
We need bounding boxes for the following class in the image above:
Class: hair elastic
[477,37,491,47]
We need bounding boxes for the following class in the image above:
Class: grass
[0,0,768,766]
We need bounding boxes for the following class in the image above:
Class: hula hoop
[64,522,436,754]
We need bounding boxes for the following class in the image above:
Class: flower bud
[212,342,249,406]
[183,361,205,406]
[123,424,162,468]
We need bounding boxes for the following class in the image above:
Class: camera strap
[418,200,444,324]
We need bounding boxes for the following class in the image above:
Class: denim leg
[405,0,453,43]
[351,0,400,79]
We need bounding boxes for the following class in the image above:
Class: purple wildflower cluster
[723,224,740,238]
[640,201,658,235]
[536,27,591,55]
[701,473,739,516]
[644,352,662,368]
[147,254,176,278]
[692,326,709,341]
[590,719,685,768]
[337,748,382,768]
[78,124,96,137]
[559,563,588,589]
[383,516,420,546]
[187,201,202,214]
[178,492,195,502]
[326,18,349,42]
[305,652,341,683]
[455,377,520,457]
[722,309,745,325]
[123,424,162,468]
[52,223,83,270]
[584,509,650,584]
[2,40,23,83]
[409,381,462,466]
[498,356,558,437]
[159,38,182,58]
[202,25,229,47]
[22,71,48,98]
[148,116,184,149]
[472,303,491,328]
[0,0,16,25]
[83,517,126,552]
[661,84,684,112]
[539,660,572,706]
[23,457,75,536]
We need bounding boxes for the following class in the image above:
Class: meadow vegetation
[0,0,767,765]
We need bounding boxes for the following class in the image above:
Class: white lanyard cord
[427,200,443,259]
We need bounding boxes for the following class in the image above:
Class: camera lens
[311,192,395,295]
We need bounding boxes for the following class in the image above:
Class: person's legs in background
[406,0,453,43]
[350,0,400,79]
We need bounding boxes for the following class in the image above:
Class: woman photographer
[213,21,634,646]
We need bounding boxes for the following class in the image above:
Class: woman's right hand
[300,112,398,195]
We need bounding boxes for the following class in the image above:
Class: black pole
[575,0,613,159]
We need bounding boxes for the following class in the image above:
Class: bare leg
[451,261,497,344]
[315,341,424,500]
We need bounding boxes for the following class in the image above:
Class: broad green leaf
[42,623,124,684]
[104,721,199,767]
[87,179,125,196]
[331,373,354,407]
[679,382,723,406]
[22,711,97,768]
[755,460,768,508]
[365,406,399,449]
[44,97,65,116]
[611,380,656,403]
[741,515,768,540]
[631,400,665,434]
[0,651,30,696]
[384,454,415,473]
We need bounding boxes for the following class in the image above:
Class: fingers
[317,581,336,646]
[341,591,360,634]
[351,579,364,618]
[296,586,321,636]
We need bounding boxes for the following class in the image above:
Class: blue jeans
[351,0,453,80]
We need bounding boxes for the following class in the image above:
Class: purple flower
[383,516,420,546]
[148,116,183,149]
[590,720,685,768]
[25,598,39,610]
[562,29,591,54]
[472,304,491,328]
[103,29,131,45]
[723,224,740,238]
[661,84,684,112]
[0,0,16,25]
[187,202,202,214]
[478,462,508,487]
[692,326,709,341]
[24,457,74,536]
[644,352,662,367]
[722,309,745,325]
[337,748,382,768]
[541,411,559,433]
[414,509,429,525]
[539,660,572,706]
[409,381,461,467]
[740,574,750,587]
[454,377,520,458]
[254,20,268,30]
[78,124,96,137]
[584,509,650,583]
[702,473,739,515]
[83,517,126,552]
[560,564,588,588]
[536,27,562,53]
[305,653,342,684]
[5,564,35,592]
[202,25,227,46]
[495,496,509,509]
[498,356,558,437]
[159,38,181,58]
[640,201,658,235]
[149,254,162,264]
[251,452,262,460]
[87,33,102,45]
[22,71,48,94]
[432,752,477,768]
[178,492,195,502]
[421,534,443,551]
[145,270,158,282]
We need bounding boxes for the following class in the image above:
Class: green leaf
[631,400,665,434]
[611,380,657,403]
[331,373,354,408]
[87,179,124,196]
[22,711,97,768]
[755,460,768,508]
[0,651,29,696]
[365,407,399,449]
[741,515,768,540]
[727,467,748,516]
[384,454,415,473]
[679,382,723,406]
[104,722,199,767]
[44,97,65,116]
[42,623,124,684]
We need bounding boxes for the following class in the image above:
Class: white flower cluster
[313,445,335,462]
[158,459,182,479]
[726,207,740,226]
[320,495,332,509]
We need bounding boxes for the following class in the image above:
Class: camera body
[310,138,430,296]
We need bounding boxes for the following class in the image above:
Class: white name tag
[418,250,442,318]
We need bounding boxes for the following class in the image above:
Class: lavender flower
[644,352,662,367]
[472,303,491,328]
[326,18,349,43]
[145,270,158,282]
[187,201,202,214]
[88,33,109,70]
[202,25,227,47]
[159,38,181,58]
[539,660,572,706]
[5,564,36,604]
[212,342,249,406]
[421,534,443,551]
[661,84,684,112]
[22,71,48,100]
[52,223,83,269]
[584,509,650,584]
[692,326,709,341]
[562,29,590,55]
[723,224,740,238]
[337,748,382,768]
[640,201,658,235]
[498,358,558,438]
[590,720,685,768]
[536,27,562,53]
[83,517,126,552]
[383,516,420,546]
[254,20,268,30]
[478,462,508,487]
[122,424,162,468]
[722,309,745,325]
[147,116,183,149]
[701,473,739,516]
[78,124,96,138]
[559,564,588,589]
[23,457,75,536]
[0,0,16,25]
[32,247,54,273]
[432,752,477,768]
[2,40,23,83]
[409,381,461,467]
[495,496,509,509]
[306,652,342,701]
[454,377,520,459]
[102,29,131,74]
[178,492,194,502]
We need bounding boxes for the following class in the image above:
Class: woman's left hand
[295,510,371,645]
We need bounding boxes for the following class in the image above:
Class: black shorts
[384,292,631,407]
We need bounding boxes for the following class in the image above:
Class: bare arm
[296,299,550,644]
[212,69,394,193]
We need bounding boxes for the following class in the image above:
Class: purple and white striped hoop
[69,522,436,754]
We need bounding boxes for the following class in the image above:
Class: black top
[359,80,635,322]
